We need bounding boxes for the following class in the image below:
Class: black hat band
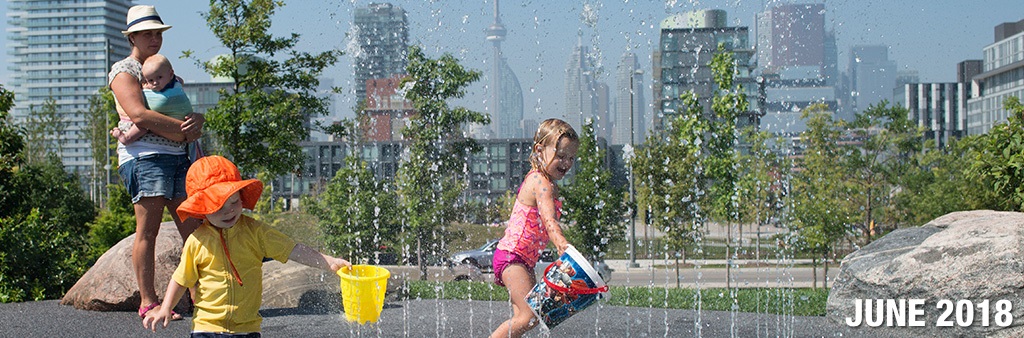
[127,15,163,30]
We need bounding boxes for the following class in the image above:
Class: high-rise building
[756,4,828,76]
[521,118,539,139]
[958,60,983,85]
[564,38,601,133]
[352,3,409,103]
[845,45,897,118]
[652,9,755,133]
[359,75,415,142]
[613,53,645,145]
[893,82,967,148]
[6,0,132,174]
[823,31,839,86]
[966,18,1024,135]
[594,82,611,139]
[754,3,839,135]
[485,0,524,139]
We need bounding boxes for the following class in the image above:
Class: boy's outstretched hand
[142,308,173,332]
[289,243,353,272]
[329,257,353,272]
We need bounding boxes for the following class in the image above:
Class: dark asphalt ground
[0,299,899,337]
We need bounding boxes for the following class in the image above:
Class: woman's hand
[182,113,204,142]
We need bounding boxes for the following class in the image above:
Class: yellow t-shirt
[173,215,296,334]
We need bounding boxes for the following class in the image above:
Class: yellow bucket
[337,265,390,324]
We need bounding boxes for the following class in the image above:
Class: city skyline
[1,1,1021,126]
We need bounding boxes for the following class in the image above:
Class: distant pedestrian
[142,155,352,336]
[490,118,580,338]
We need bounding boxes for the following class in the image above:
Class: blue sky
[2,0,1022,121]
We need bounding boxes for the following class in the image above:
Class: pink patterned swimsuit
[496,198,562,265]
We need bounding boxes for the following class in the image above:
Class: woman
[109,5,204,320]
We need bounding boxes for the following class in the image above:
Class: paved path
[0,299,891,337]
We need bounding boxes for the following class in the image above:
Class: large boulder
[261,260,339,311]
[827,210,1024,337]
[61,222,189,313]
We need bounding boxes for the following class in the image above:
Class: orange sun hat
[176,155,263,221]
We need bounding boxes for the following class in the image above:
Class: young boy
[111,53,194,145]
[142,155,351,335]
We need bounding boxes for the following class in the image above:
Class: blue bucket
[526,245,609,330]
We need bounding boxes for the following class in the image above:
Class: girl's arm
[142,280,187,331]
[534,176,570,257]
[289,243,353,272]
[110,72,187,142]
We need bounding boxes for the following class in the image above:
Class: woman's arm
[110,72,187,142]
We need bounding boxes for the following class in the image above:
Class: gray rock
[827,210,1024,337]
[260,260,340,311]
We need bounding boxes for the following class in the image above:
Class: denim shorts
[118,153,191,203]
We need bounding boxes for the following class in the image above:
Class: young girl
[490,118,579,338]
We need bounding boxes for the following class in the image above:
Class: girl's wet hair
[530,118,579,172]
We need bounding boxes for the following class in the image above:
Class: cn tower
[484,0,523,139]
[485,0,507,137]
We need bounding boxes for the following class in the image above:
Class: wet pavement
[0,299,895,337]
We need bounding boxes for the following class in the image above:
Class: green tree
[704,45,748,290]
[85,184,135,261]
[845,101,923,240]
[22,98,67,166]
[494,190,517,224]
[561,120,626,262]
[305,156,399,263]
[0,85,96,302]
[82,87,118,206]
[634,92,703,287]
[894,137,978,225]
[395,45,489,277]
[193,0,341,177]
[968,96,1024,211]
[736,127,787,260]
[0,83,22,188]
[790,103,855,288]
[0,84,24,217]
[1,155,95,302]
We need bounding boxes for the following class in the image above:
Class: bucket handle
[542,261,609,295]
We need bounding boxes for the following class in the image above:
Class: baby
[111,54,194,145]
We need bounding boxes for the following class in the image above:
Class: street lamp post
[103,38,112,209]
[628,69,643,269]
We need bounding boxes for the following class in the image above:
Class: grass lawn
[405,281,828,316]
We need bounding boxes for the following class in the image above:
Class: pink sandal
[138,302,182,320]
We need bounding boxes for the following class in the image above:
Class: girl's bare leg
[490,264,539,338]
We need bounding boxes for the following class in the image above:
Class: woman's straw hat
[122,5,172,36]
[176,156,263,221]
